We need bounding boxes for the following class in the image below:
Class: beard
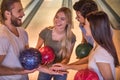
[11,14,22,27]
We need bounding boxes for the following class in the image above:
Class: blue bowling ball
[19,48,42,70]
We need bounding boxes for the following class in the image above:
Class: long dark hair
[87,11,119,67]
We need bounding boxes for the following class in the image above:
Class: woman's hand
[50,63,68,72]
[37,65,68,75]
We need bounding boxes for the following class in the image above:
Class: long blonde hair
[54,7,73,59]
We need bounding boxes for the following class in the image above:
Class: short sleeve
[94,48,113,63]
[0,36,9,55]
[39,28,49,40]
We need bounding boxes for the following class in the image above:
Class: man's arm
[0,55,36,76]
[0,65,36,76]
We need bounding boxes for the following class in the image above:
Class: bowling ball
[74,69,99,80]
[75,43,93,59]
[39,46,55,65]
[19,48,42,70]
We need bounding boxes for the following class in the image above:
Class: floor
[21,0,120,80]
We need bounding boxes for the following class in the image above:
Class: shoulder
[93,46,113,62]
[17,27,26,32]
[40,26,53,34]
[0,26,10,45]
[17,27,28,36]
[0,25,6,33]
[43,26,53,32]
[0,25,9,38]
[94,46,109,56]
[39,26,53,39]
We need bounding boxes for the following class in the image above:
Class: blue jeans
[37,72,67,80]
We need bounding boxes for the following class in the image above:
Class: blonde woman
[36,7,76,80]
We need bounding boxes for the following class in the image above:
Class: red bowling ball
[74,69,99,80]
[39,46,55,65]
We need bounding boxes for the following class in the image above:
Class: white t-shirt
[88,45,115,80]
[0,25,28,80]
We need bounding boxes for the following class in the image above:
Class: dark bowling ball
[19,48,42,70]
[75,43,93,59]
[39,46,55,65]
[74,69,99,80]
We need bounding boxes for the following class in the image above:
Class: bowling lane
[21,0,32,9]
[105,0,120,17]
[25,0,63,80]
[0,0,2,4]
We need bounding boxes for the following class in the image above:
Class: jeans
[37,72,67,80]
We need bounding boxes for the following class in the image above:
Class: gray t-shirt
[39,27,76,63]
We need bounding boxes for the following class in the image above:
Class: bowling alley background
[22,0,120,80]
[3,0,119,80]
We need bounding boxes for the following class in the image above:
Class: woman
[36,7,76,80]
[52,11,119,80]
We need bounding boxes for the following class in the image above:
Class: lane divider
[22,0,44,28]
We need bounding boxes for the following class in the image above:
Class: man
[0,0,64,80]
[74,0,98,45]
[0,0,36,79]
[69,0,98,65]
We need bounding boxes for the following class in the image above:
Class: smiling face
[8,2,25,27]
[53,11,68,32]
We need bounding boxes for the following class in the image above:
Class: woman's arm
[67,63,88,70]
[97,63,114,80]
[37,65,67,75]
[51,63,88,71]
[69,56,88,65]
[36,37,44,49]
